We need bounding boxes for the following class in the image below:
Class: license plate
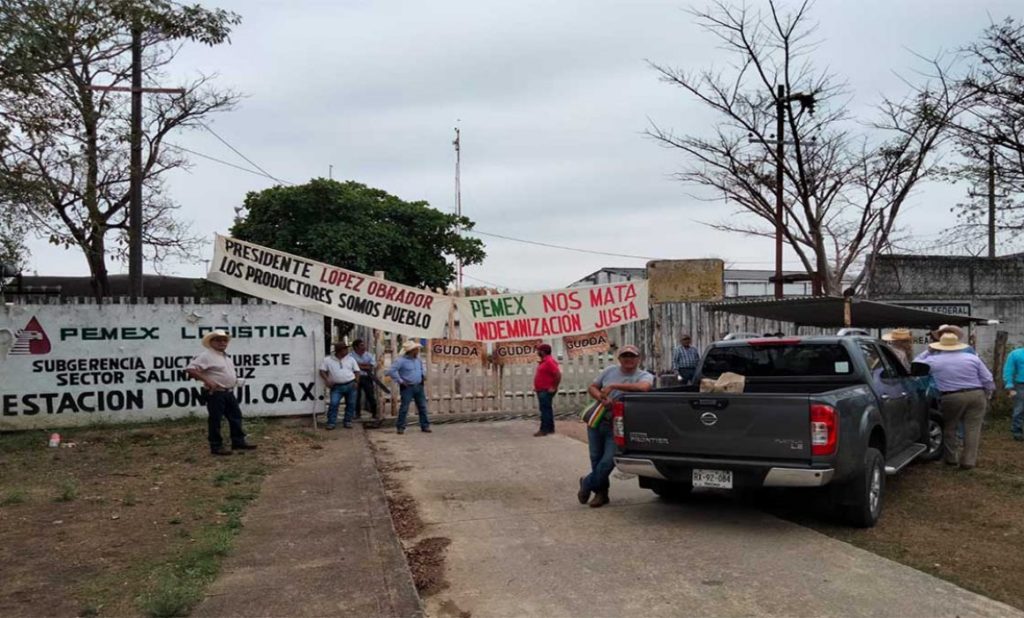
[692,468,733,489]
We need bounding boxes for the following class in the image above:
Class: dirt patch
[370,442,423,539]
[407,536,452,596]
[0,416,325,617]
[368,438,454,599]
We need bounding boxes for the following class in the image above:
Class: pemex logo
[10,316,52,355]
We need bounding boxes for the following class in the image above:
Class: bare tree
[0,0,240,297]
[932,18,1024,251]
[647,1,967,294]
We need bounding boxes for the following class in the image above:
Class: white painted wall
[0,303,322,430]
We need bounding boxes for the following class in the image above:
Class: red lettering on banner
[542,291,581,313]
[319,268,365,292]
[593,302,638,329]
[471,314,583,342]
[588,283,637,307]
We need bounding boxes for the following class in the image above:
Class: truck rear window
[701,344,854,377]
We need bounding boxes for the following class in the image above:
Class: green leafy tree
[231,179,486,290]
[0,0,241,297]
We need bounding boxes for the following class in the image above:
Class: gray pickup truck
[612,335,941,527]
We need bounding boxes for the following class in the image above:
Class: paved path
[194,427,422,618]
[370,420,1021,618]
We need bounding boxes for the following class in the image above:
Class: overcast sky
[22,0,1023,291]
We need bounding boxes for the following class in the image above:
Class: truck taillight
[612,402,625,447]
[810,403,837,456]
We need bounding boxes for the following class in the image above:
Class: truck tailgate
[621,392,812,461]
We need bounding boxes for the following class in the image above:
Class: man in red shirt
[533,343,562,436]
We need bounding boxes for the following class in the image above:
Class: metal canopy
[705,296,992,328]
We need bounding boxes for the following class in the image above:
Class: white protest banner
[456,281,649,342]
[0,303,321,430]
[207,234,451,339]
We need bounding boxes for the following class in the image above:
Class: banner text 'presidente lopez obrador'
[207,234,451,339]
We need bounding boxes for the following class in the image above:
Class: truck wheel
[842,447,885,528]
[919,415,944,462]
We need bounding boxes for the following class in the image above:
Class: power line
[199,122,289,185]
[463,229,663,261]
[165,143,294,185]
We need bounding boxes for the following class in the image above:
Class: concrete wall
[1,301,323,430]
[869,254,1024,371]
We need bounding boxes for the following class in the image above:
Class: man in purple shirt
[917,333,994,470]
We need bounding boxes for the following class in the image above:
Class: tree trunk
[84,233,110,299]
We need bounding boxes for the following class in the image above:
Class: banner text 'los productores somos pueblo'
[207,234,452,339]
[456,281,649,342]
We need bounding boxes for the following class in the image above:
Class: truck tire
[842,447,885,528]
[919,414,944,462]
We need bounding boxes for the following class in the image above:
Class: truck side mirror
[910,362,930,377]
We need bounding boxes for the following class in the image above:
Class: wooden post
[994,330,1009,390]
[650,295,663,374]
[372,270,386,419]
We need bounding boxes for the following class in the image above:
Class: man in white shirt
[319,341,361,429]
[186,330,257,456]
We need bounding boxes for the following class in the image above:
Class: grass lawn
[788,417,1024,611]
[0,416,325,617]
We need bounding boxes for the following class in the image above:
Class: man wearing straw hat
[577,344,653,508]
[881,328,914,369]
[917,331,994,470]
[186,330,257,456]
[388,340,432,434]
[319,340,361,430]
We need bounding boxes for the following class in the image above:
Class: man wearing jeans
[1004,343,1024,441]
[186,330,257,456]
[319,341,360,430]
[578,345,653,507]
[349,339,380,422]
[533,343,561,436]
[388,340,432,434]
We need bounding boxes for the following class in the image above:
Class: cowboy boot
[588,489,609,508]
[577,477,591,505]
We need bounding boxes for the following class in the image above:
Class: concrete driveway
[370,420,1020,618]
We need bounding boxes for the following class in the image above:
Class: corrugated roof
[705,296,993,328]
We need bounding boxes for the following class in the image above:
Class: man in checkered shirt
[672,334,700,385]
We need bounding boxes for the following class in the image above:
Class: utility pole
[775,84,785,300]
[453,125,463,293]
[968,141,1004,258]
[88,25,185,302]
[988,144,996,258]
[129,21,143,302]
[749,85,815,298]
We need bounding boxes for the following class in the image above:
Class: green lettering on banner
[469,299,484,318]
